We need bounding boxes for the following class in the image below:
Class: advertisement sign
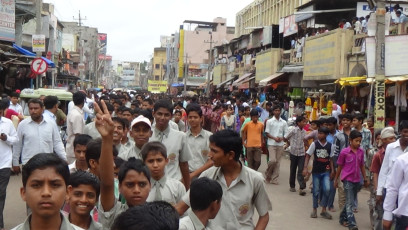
[32,34,46,52]
[263,26,272,45]
[148,80,167,93]
[283,15,298,37]
[385,35,408,76]
[0,0,15,42]
[279,18,284,34]
[303,32,337,79]
[98,33,107,54]
[213,65,221,85]
[374,81,385,129]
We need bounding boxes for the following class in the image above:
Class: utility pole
[183,53,189,95]
[374,1,386,130]
[204,32,216,98]
[73,10,87,27]
[74,11,86,89]
[35,0,42,89]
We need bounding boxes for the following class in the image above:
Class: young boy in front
[242,109,264,171]
[66,171,102,230]
[119,115,152,161]
[93,101,152,229]
[179,177,223,230]
[285,116,307,195]
[141,141,186,204]
[175,130,272,230]
[150,99,192,190]
[334,130,368,230]
[69,134,92,173]
[13,153,75,230]
[185,103,213,179]
[303,127,334,220]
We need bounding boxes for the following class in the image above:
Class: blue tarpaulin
[12,44,56,68]
[171,83,184,87]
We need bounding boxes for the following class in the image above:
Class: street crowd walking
[0,88,407,230]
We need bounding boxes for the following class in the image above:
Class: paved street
[3,153,371,230]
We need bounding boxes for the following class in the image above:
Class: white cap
[130,115,151,129]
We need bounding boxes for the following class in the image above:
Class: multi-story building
[118,61,141,87]
[152,47,167,81]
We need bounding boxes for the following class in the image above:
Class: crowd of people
[0,89,407,230]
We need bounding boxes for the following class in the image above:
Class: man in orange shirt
[242,109,264,170]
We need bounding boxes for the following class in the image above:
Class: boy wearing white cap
[118,115,152,160]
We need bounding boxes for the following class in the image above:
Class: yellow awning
[335,76,367,86]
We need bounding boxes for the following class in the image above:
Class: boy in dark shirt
[303,127,334,219]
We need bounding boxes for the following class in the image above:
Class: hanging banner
[98,33,107,54]
[283,15,298,37]
[374,80,385,129]
[32,34,46,52]
[148,80,167,93]
[279,18,284,34]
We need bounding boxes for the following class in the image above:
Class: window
[155,64,160,69]
[155,75,160,80]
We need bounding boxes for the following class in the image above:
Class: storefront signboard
[148,80,167,93]
[374,80,385,129]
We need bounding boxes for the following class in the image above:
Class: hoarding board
[0,0,15,42]
[148,80,167,93]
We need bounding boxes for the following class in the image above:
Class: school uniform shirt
[182,165,272,230]
[0,117,18,170]
[11,213,76,230]
[152,119,179,130]
[98,199,128,229]
[383,153,408,221]
[284,126,305,156]
[116,139,134,158]
[179,210,210,230]
[150,126,192,180]
[65,214,103,230]
[84,122,101,140]
[13,116,67,166]
[43,109,56,122]
[336,146,364,183]
[377,140,408,196]
[9,103,23,114]
[186,129,212,172]
[146,176,186,205]
[117,145,142,161]
[265,116,288,146]
[66,106,85,160]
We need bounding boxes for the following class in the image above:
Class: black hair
[354,114,365,123]
[112,117,126,129]
[399,120,408,131]
[141,141,167,161]
[111,201,179,230]
[86,139,118,168]
[105,103,114,112]
[374,130,382,139]
[73,91,86,106]
[43,96,59,110]
[272,105,281,111]
[0,99,10,110]
[318,127,330,135]
[22,153,69,188]
[28,98,44,108]
[244,106,251,111]
[118,158,150,184]
[349,130,363,140]
[295,116,306,125]
[10,92,19,98]
[173,110,182,116]
[190,177,222,211]
[186,103,203,117]
[250,109,259,117]
[339,113,353,121]
[122,107,132,114]
[113,99,123,106]
[143,98,154,105]
[114,157,126,169]
[310,120,320,127]
[139,109,154,122]
[325,116,337,125]
[69,170,100,198]
[73,134,92,149]
[154,99,173,114]
[209,130,242,161]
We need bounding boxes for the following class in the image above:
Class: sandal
[310,210,317,218]
[320,212,332,219]
[340,221,349,227]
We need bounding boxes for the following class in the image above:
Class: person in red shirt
[0,99,24,121]
[370,127,396,230]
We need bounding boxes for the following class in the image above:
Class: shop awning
[386,76,408,82]
[335,76,367,86]
[259,73,285,86]
[217,78,234,88]
[232,73,253,86]
[280,65,303,73]
[12,44,56,68]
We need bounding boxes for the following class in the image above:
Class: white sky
[44,0,254,62]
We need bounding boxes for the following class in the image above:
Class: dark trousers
[396,215,408,230]
[289,154,306,189]
[0,168,11,228]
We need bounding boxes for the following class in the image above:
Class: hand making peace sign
[93,101,114,138]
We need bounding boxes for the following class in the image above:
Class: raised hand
[94,101,114,138]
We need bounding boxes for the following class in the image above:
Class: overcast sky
[44,0,253,62]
